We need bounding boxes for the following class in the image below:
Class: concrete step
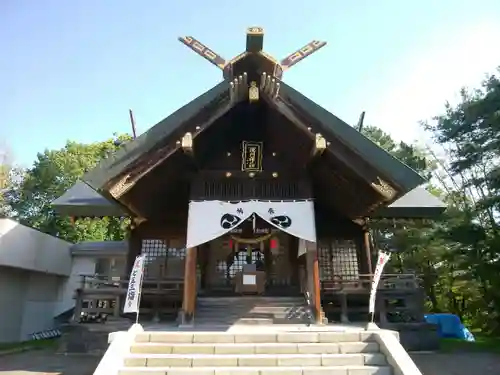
[119,365,392,375]
[185,320,311,326]
[190,319,301,326]
[195,297,311,326]
[196,308,305,313]
[123,353,387,367]
[197,297,304,302]
[196,307,307,315]
[136,332,376,344]
[196,306,307,311]
[197,303,305,308]
[126,331,390,375]
[130,342,380,355]
[196,311,309,317]
[195,315,311,321]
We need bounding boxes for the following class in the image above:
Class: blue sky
[1,0,500,167]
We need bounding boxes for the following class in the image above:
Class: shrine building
[53,27,445,325]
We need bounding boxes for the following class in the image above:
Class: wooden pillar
[125,226,142,277]
[306,244,322,324]
[73,290,83,322]
[113,295,121,317]
[364,231,373,275]
[182,247,197,324]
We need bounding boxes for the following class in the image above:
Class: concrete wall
[54,255,96,317]
[54,253,127,317]
[0,222,130,342]
[0,219,72,276]
[0,267,27,342]
[0,266,66,343]
[19,272,62,340]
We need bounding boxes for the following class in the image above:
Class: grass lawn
[0,338,59,353]
[440,335,500,353]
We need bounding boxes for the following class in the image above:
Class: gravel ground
[1,349,500,375]
[411,352,500,375]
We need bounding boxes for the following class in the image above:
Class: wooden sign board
[241,141,263,172]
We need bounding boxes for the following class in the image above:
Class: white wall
[0,266,68,343]
[53,253,128,318]
[19,272,62,340]
[0,267,27,342]
[53,255,96,317]
[0,219,72,276]
[0,222,131,342]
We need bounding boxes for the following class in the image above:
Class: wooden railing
[74,274,184,322]
[321,273,420,294]
[320,273,424,324]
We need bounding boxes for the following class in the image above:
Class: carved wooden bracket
[370,177,397,200]
[108,101,233,199]
[109,174,134,199]
[131,216,147,229]
[181,132,193,156]
[352,218,365,226]
[311,133,327,158]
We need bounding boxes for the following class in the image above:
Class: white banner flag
[186,200,316,248]
[123,255,145,314]
[368,250,391,314]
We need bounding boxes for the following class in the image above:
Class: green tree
[0,145,20,218]
[361,125,449,314]
[6,134,132,242]
[362,126,431,178]
[423,67,500,333]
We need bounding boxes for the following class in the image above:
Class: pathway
[2,344,500,375]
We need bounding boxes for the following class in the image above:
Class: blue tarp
[425,313,475,342]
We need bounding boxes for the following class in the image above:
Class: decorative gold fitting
[249,81,259,102]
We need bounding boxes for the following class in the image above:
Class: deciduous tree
[6,134,132,242]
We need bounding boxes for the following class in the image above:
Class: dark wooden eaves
[83,81,230,193]
[277,82,425,195]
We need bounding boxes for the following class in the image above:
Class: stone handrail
[93,324,143,375]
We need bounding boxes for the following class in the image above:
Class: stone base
[178,310,195,326]
[365,322,380,331]
[380,322,439,351]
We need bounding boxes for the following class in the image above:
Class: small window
[141,238,186,278]
[95,258,111,275]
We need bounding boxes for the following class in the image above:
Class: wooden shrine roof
[52,180,127,217]
[52,28,441,220]
[52,182,445,219]
[81,80,424,198]
[371,186,446,218]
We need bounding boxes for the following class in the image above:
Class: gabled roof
[81,80,425,199]
[53,182,445,219]
[277,83,425,192]
[52,181,127,217]
[70,240,128,256]
[371,187,446,218]
[83,82,230,192]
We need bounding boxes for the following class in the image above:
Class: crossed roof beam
[177,27,327,81]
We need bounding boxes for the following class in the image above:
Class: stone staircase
[194,296,313,325]
[119,330,392,374]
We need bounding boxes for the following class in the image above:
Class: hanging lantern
[228,239,233,250]
[270,238,278,249]
[270,236,280,254]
